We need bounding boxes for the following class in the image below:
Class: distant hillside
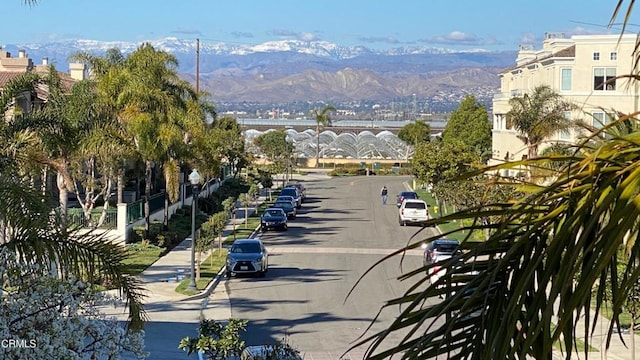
[185,67,502,103]
[1,38,516,103]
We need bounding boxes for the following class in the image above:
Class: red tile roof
[0,72,25,88]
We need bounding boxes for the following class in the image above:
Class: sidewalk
[555,311,640,359]
[137,200,263,304]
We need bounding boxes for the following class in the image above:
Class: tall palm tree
[4,67,92,228]
[311,105,336,168]
[507,85,575,160]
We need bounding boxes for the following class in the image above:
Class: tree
[3,67,92,228]
[507,85,575,159]
[412,139,479,188]
[253,130,294,187]
[68,48,133,206]
[397,119,431,147]
[222,196,238,240]
[179,319,301,360]
[200,211,228,260]
[116,43,199,238]
[212,117,248,178]
[311,105,336,168]
[239,193,252,228]
[442,95,492,162]
[179,318,247,359]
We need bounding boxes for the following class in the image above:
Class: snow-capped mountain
[1,38,516,103]
[2,37,509,71]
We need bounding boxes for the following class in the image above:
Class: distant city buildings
[491,33,640,172]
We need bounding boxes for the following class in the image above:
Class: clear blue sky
[1,0,632,51]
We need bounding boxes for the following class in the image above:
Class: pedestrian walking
[381,185,388,204]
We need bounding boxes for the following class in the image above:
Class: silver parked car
[423,238,461,285]
[226,238,269,278]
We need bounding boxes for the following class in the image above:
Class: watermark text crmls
[2,339,37,349]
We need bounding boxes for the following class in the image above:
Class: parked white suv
[398,199,429,226]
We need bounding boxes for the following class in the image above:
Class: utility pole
[195,38,200,93]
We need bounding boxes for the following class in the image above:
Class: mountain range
[1,38,517,104]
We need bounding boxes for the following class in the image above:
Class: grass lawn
[415,189,472,242]
[121,243,167,276]
[590,297,639,335]
[175,249,228,296]
[224,201,272,245]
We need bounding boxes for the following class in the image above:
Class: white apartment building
[491,33,640,170]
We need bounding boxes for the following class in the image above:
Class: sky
[1,0,635,51]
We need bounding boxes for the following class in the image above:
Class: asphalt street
[220,175,439,358]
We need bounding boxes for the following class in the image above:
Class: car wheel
[283,224,288,230]
[226,270,232,278]
[259,269,266,278]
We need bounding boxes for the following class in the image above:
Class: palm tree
[3,67,93,228]
[507,85,575,160]
[311,105,336,168]
[0,172,146,330]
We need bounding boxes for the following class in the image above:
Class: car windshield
[274,202,292,210]
[401,192,418,199]
[434,242,459,254]
[231,243,261,253]
[264,209,283,216]
[281,188,297,197]
[404,202,426,209]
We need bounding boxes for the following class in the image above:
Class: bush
[156,231,179,247]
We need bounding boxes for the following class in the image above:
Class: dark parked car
[280,187,301,208]
[226,238,269,278]
[273,201,297,219]
[260,208,288,231]
[396,191,419,207]
[287,182,306,202]
[276,195,297,209]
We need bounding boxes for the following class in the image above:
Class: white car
[398,199,429,226]
[423,239,461,285]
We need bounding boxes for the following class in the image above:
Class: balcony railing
[67,208,117,229]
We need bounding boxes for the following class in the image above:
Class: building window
[561,68,572,91]
[593,52,600,60]
[611,52,618,60]
[593,111,614,129]
[594,67,616,90]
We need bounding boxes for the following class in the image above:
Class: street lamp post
[187,169,201,291]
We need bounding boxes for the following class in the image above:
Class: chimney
[69,62,86,80]
[42,57,49,66]
[18,49,26,58]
